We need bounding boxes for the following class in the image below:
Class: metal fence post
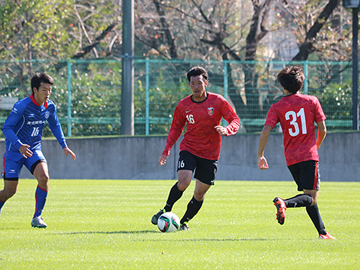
[146,59,150,135]
[352,7,359,130]
[223,61,228,126]
[303,61,308,95]
[67,60,72,137]
[223,61,228,100]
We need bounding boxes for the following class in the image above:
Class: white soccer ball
[157,212,180,232]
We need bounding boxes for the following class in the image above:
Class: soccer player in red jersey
[151,66,240,230]
[257,66,335,240]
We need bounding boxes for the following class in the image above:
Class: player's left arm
[63,147,76,160]
[216,99,240,136]
[316,120,326,150]
[47,106,76,159]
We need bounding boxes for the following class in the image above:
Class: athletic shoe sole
[273,197,286,225]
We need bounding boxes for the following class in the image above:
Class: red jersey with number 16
[264,93,326,166]
[162,92,240,160]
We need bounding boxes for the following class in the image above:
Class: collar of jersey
[30,93,48,109]
[190,91,209,103]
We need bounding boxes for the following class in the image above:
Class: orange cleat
[273,197,287,225]
[319,232,336,240]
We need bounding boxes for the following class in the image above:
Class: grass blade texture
[0,180,358,269]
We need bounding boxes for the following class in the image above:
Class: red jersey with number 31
[162,92,240,160]
[265,93,326,166]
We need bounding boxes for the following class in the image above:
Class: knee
[3,187,17,200]
[177,180,190,191]
[193,191,206,201]
[303,191,317,207]
[310,197,317,206]
[306,194,317,206]
[37,174,49,189]
[177,170,193,191]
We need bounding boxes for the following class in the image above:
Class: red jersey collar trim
[30,93,48,108]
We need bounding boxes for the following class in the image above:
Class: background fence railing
[0,59,358,137]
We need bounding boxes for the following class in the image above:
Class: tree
[290,0,342,61]
[0,0,75,96]
[134,0,349,132]
[0,0,121,96]
[0,0,354,135]
[135,0,278,131]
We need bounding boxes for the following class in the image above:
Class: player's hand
[215,125,227,135]
[63,147,76,160]
[257,156,269,170]
[19,144,33,158]
[158,154,168,166]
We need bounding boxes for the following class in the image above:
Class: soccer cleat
[151,209,165,225]
[31,216,47,228]
[273,197,287,225]
[180,222,189,231]
[319,232,336,240]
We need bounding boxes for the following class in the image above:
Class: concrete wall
[0,132,359,181]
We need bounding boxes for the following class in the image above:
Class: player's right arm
[160,105,185,163]
[2,102,26,151]
[19,144,33,158]
[158,154,168,166]
[257,104,279,170]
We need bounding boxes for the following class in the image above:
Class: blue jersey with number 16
[2,94,67,153]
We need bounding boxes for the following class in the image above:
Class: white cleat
[31,216,47,228]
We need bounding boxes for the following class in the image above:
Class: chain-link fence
[0,59,358,137]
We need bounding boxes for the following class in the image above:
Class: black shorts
[177,151,218,186]
[288,160,320,191]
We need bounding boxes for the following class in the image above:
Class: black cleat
[151,209,165,225]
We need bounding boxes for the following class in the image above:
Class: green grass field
[0,180,359,269]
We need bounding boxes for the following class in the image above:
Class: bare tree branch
[74,5,99,58]
[73,21,118,59]
[153,0,178,59]
[292,0,340,61]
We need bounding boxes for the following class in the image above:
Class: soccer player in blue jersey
[0,73,76,228]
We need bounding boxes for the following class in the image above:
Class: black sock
[180,196,203,224]
[284,194,313,208]
[306,203,326,235]
[164,182,183,212]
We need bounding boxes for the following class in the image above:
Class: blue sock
[34,186,48,218]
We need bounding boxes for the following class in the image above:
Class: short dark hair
[187,66,208,82]
[277,66,304,94]
[31,73,54,93]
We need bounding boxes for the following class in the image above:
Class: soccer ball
[157,212,180,232]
